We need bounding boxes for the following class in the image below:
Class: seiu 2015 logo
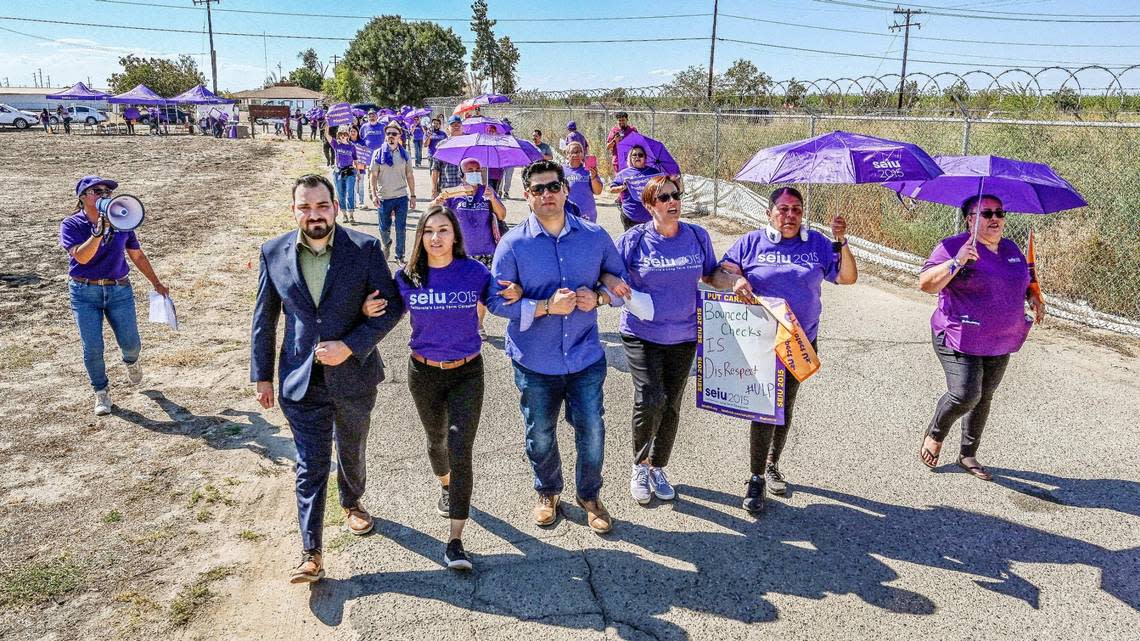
[410,289,480,306]
[756,252,819,267]
[872,160,901,169]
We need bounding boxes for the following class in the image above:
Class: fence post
[953,96,971,233]
[651,109,656,137]
[712,107,721,218]
[805,114,817,218]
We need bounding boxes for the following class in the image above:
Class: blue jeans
[512,356,607,500]
[414,139,423,166]
[69,281,141,392]
[378,196,409,260]
[334,171,356,211]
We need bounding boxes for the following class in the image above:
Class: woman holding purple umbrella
[918,194,1044,481]
[610,146,682,231]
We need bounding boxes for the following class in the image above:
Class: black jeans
[622,335,695,467]
[749,339,817,475]
[407,355,484,520]
[926,331,1010,457]
[620,212,639,231]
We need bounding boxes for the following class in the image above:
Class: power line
[858,0,1140,18]
[0,23,204,57]
[812,0,1140,23]
[92,0,709,23]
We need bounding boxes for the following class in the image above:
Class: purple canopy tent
[46,82,111,100]
[107,84,169,105]
[166,84,234,105]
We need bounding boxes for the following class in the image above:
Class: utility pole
[890,5,922,111]
[193,0,220,94]
[330,54,340,69]
[707,0,719,100]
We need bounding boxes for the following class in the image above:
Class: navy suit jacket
[250,225,404,402]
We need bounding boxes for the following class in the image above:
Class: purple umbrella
[378,108,395,116]
[883,155,1087,214]
[433,134,544,169]
[461,116,513,135]
[616,132,681,175]
[351,108,366,117]
[471,93,510,106]
[46,81,111,100]
[408,107,431,119]
[107,84,168,105]
[735,130,942,185]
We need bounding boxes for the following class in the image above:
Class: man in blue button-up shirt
[488,160,630,534]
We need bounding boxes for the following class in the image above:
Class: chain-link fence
[424,95,1140,333]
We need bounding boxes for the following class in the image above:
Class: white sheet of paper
[623,289,655,321]
[148,291,179,331]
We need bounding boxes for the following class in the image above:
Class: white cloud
[649,68,679,77]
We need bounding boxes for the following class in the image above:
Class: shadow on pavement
[988,467,1140,518]
[302,483,1139,639]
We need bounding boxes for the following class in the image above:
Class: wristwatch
[544,298,551,315]
[595,289,605,308]
[832,238,847,252]
[948,258,961,275]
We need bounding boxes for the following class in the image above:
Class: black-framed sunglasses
[527,180,564,195]
[655,191,683,203]
[385,131,400,137]
[87,187,113,197]
[975,209,1006,219]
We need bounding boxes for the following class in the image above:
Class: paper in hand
[148,291,179,331]
[623,289,655,321]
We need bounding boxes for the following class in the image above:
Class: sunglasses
[629,153,646,159]
[655,191,683,203]
[385,132,400,137]
[527,180,564,195]
[973,209,1006,219]
[88,188,113,197]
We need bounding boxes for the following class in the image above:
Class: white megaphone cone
[96,194,145,231]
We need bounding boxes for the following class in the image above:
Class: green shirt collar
[296,226,335,256]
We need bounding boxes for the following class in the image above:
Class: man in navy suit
[251,174,404,584]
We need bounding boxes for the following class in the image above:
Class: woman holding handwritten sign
[615,176,720,505]
[708,187,857,513]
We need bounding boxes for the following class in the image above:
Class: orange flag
[758,298,820,383]
[1027,229,1042,299]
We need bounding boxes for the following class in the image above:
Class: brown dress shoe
[533,494,560,526]
[289,551,324,584]
[575,496,613,534]
[345,505,375,535]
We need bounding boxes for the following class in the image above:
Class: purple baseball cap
[75,175,118,196]
[567,120,577,130]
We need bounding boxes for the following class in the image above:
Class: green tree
[784,78,807,106]
[287,67,324,92]
[720,59,771,99]
[298,48,327,77]
[493,36,519,94]
[469,0,498,92]
[345,16,466,106]
[322,64,364,103]
[107,54,205,96]
[668,65,717,98]
[1051,86,1081,113]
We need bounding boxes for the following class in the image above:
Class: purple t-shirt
[722,229,840,342]
[565,131,589,154]
[427,129,447,155]
[397,258,492,362]
[564,164,598,222]
[330,140,357,169]
[922,232,1032,356]
[445,186,498,256]
[611,166,661,224]
[617,222,719,344]
[59,211,140,280]
[358,122,385,154]
[413,126,425,141]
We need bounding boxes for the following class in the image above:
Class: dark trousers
[620,213,639,231]
[407,355,484,520]
[62,118,71,134]
[279,365,376,553]
[622,335,695,467]
[323,140,334,166]
[749,339,817,474]
[926,331,1010,457]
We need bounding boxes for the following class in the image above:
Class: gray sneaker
[766,463,788,496]
[629,464,651,505]
[125,360,143,385]
[648,466,676,501]
[94,388,112,416]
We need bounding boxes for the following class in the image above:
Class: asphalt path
[302,165,1140,640]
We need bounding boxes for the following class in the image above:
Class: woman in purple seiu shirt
[707,186,858,513]
[324,125,359,224]
[917,194,1044,482]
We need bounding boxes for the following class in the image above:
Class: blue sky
[2,0,1139,93]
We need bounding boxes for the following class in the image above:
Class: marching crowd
[59,110,1044,581]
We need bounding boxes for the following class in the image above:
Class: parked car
[138,106,190,125]
[48,106,109,126]
[0,103,41,129]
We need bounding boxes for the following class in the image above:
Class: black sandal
[957,457,992,481]
[919,436,940,470]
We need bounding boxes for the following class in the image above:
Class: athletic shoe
[436,486,450,517]
[742,474,766,513]
[766,463,788,496]
[125,360,142,385]
[629,464,651,505]
[648,466,676,501]
[444,538,472,571]
[94,388,112,416]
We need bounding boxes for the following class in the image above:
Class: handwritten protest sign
[326,102,354,127]
[696,290,786,425]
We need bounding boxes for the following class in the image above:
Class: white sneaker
[629,464,651,505]
[125,360,143,385]
[649,466,676,501]
[94,388,112,416]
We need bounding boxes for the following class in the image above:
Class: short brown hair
[641,175,682,209]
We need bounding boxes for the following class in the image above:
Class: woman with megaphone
[59,176,169,416]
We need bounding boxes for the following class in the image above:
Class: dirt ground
[0,130,323,640]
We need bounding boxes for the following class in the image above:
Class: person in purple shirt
[610,146,683,231]
[614,176,719,505]
[561,120,589,155]
[708,186,857,512]
[426,116,447,160]
[60,176,169,416]
[324,125,359,224]
[371,205,517,570]
[487,159,632,534]
[917,195,1043,481]
[562,141,603,222]
[412,117,427,167]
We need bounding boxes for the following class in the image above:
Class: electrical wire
[812,0,1140,23]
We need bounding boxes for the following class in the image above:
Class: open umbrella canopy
[461,116,512,135]
[166,84,233,105]
[471,93,510,106]
[46,82,111,100]
[433,134,544,169]
[408,107,431,119]
[735,130,942,185]
[616,132,681,175]
[883,155,1087,214]
[107,84,169,105]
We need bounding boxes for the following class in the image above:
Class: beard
[303,220,332,240]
